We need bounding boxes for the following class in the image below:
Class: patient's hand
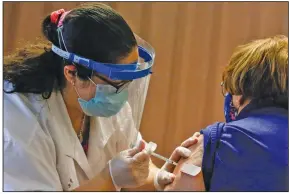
[164,134,205,191]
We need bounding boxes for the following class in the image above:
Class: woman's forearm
[122,161,159,191]
[73,164,116,191]
[73,161,159,191]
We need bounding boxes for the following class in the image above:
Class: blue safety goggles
[51,35,155,81]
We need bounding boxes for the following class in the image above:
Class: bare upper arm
[164,135,205,191]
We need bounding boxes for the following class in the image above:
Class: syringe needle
[151,152,178,166]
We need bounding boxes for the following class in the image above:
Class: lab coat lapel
[87,116,116,175]
[48,92,94,180]
[90,116,116,148]
[70,134,94,179]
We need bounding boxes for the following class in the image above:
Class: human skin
[164,135,206,191]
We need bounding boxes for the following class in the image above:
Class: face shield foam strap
[51,44,154,81]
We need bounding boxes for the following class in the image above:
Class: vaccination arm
[164,134,206,191]
[126,135,201,191]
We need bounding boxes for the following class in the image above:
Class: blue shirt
[200,100,288,191]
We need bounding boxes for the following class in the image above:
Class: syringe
[145,142,178,166]
[146,142,201,177]
[151,152,178,166]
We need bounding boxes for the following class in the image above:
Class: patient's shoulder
[200,122,225,149]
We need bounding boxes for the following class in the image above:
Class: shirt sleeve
[4,127,63,191]
[200,122,224,191]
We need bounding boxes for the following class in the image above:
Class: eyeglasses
[221,82,226,97]
[92,73,132,93]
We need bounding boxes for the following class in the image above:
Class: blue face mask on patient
[77,84,128,117]
[224,93,238,123]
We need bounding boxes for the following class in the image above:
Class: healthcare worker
[155,35,288,191]
[4,3,194,191]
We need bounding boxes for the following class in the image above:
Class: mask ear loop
[57,27,71,67]
[57,27,68,51]
[88,70,97,97]
[56,19,87,101]
[71,71,82,99]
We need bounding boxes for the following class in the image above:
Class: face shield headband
[51,26,155,81]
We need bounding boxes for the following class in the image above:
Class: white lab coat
[3,90,142,191]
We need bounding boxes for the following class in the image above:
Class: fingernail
[189,138,195,142]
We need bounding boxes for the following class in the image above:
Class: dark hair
[4,3,137,99]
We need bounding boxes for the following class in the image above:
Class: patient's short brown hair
[222,35,288,103]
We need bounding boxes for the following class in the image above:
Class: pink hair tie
[50,9,65,25]
[57,10,71,27]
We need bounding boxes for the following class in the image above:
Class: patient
[156,35,288,191]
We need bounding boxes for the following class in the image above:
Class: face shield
[51,28,155,149]
[52,29,154,82]
[126,34,154,147]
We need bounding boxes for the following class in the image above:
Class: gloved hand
[109,140,150,190]
[154,132,201,191]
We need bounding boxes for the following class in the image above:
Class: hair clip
[50,9,65,25]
